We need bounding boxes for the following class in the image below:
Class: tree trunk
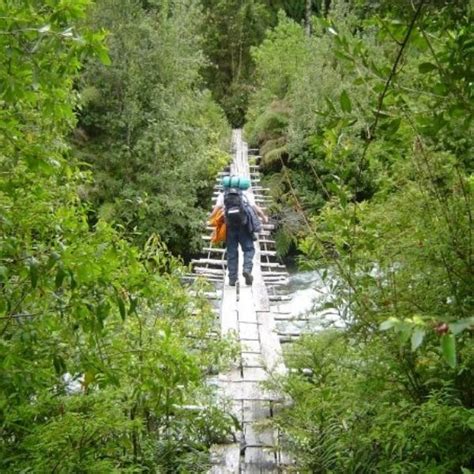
[305,0,312,36]
[324,0,331,17]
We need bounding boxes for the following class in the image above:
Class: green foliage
[200,0,273,126]
[76,0,230,258]
[248,0,474,470]
[0,1,234,471]
[200,0,325,126]
[274,332,474,472]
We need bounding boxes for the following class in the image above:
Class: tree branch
[370,0,426,138]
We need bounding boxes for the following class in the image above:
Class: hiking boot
[242,271,253,286]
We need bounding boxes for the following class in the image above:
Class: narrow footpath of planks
[189,130,294,473]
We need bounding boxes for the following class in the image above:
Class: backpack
[224,187,248,228]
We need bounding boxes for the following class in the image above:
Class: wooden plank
[241,352,264,368]
[242,400,270,422]
[262,276,288,282]
[238,381,282,401]
[274,315,309,322]
[239,308,258,324]
[239,322,260,341]
[192,258,227,266]
[252,245,270,312]
[241,464,278,474]
[221,285,238,335]
[268,295,291,301]
[209,444,240,473]
[209,133,290,470]
[238,284,256,320]
[219,381,282,401]
[203,247,226,253]
[194,267,225,275]
[242,367,268,382]
[230,400,244,423]
[219,368,244,382]
[258,311,287,377]
[278,448,295,467]
[259,263,285,269]
[244,447,276,464]
[241,340,261,353]
[244,424,275,446]
[260,250,277,256]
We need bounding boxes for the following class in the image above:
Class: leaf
[29,258,39,289]
[448,105,465,119]
[432,82,447,96]
[380,318,398,331]
[96,301,110,326]
[38,24,51,34]
[53,355,66,375]
[466,416,474,431]
[69,270,77,290]
[117,296,127,321]
[0,266,7,283]
[441,334,456,368]
[84,371,95,390]
[55,266,66,289]
[327,182,340,195]
[97,48,111,66]
[46,251,60,270]
[385,117,401,135]
[411,328,425,351]
[340,90,352,113]
[60,27,74,38]
[325,97,336,113]
[418,62,437,73]
[450,317,474,335]
[129,296,138,314]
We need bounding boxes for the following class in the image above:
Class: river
[274,270,345,335]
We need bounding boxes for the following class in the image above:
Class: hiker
[211,176,268,286]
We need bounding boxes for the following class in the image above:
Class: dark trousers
[226,225,255,281]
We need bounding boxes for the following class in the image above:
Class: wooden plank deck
[197,130,292,473]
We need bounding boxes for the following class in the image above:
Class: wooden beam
[202,247,226,253]
[192,258,226,266]
[268,295,292,301]
[193,267,225,275]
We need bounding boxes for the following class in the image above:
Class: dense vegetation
[245,0,474,471]
[0,1,234,471]
[200,0,325,126]
[75,0,230,258]
[1,0,472,472]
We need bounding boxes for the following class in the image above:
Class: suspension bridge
[188,130,297,473]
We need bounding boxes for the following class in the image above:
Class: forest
[0,0,472,472]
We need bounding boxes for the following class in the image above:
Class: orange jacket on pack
[208,208,226,244]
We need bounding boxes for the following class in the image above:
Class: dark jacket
[244,203,262,234]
